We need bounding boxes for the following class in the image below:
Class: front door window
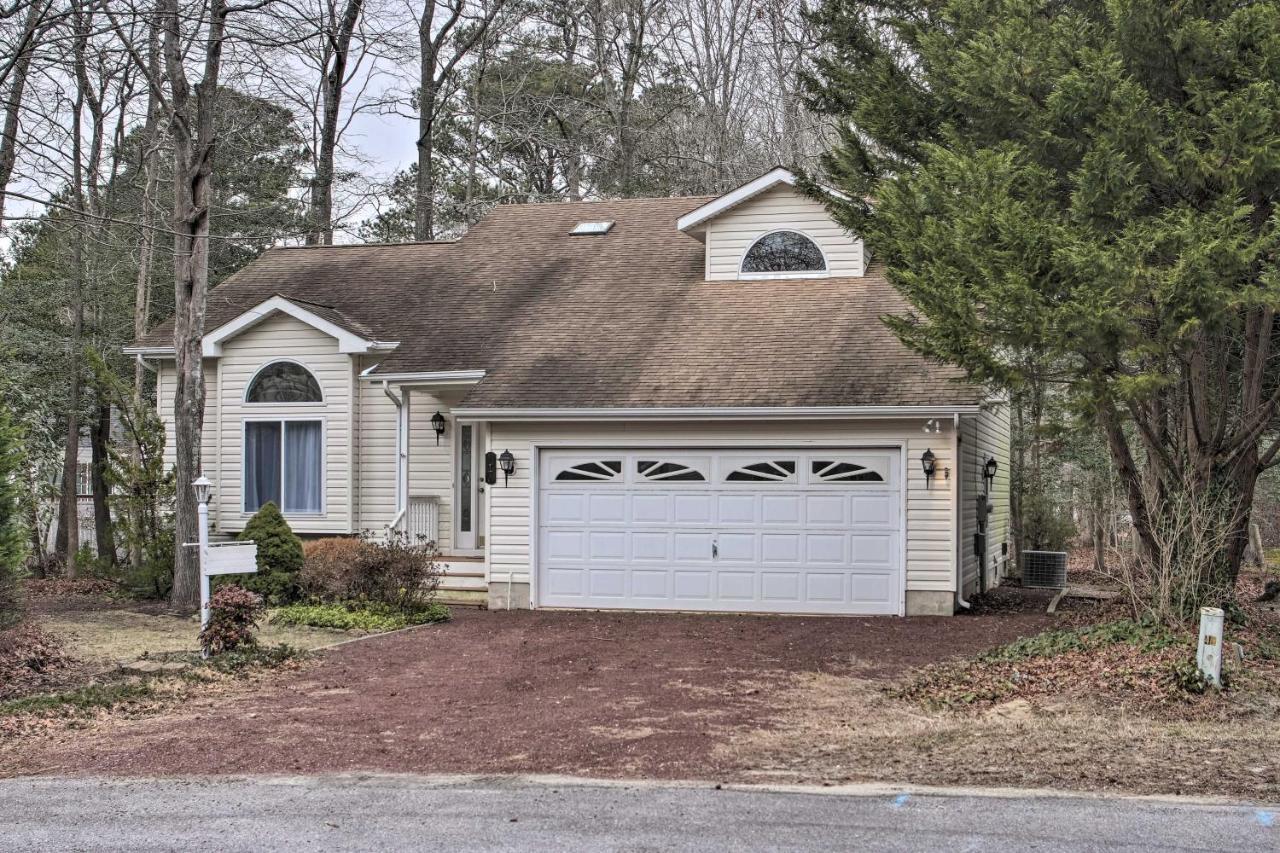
[459,424,473,535]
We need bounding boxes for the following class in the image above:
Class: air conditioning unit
[1022,550,1068,589]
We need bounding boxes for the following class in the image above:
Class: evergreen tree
[237,502,304,604]
[0,404,28,627]
[808,0,1280,606]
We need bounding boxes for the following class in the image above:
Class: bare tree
[0,0,54,227]
[415,0,509,240]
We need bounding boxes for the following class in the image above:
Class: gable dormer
[677,167,865,280]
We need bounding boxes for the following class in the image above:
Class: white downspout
[382,381,406,532]
[953,412,971,610]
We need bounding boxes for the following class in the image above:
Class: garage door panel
[588,531,627,561]
[545,530,585,560]
[632,494,670,522]
[717,571,756,600]
[544,493,586,524]
[761,533,801,563]
[588,493,627,523]
[806,572,846,602]
[673,532,714,561]
[761,572,802,601]
[673,494,713,524]
[761,495,801,524]
[631,531,669,560]
[539,448,904,616]
[589,570,627,597]
[673,570,713,599]
[717,494,757,524]
[631,570,668,598]
[716,532,756,561]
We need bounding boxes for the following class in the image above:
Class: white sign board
[203,542,259,576]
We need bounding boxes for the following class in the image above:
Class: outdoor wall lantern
[431,411,446,445]
[983,456,999,491]
[498,449,516,486]
[921,448,937,486]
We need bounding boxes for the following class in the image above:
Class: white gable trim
[676,168,852,233]
[201,296,398,357]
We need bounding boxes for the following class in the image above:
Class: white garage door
[537,448,903,615]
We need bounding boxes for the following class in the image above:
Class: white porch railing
[405,495,440,547]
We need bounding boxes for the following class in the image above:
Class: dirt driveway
[5,604,1058,779]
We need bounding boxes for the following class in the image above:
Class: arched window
[741,230,827,275]
[246,361,322,403]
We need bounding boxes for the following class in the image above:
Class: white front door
[454,422,485,552]
[537,448,903,615]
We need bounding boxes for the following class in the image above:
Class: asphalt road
[0,774,1275,852]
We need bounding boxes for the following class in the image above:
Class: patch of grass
[981,619,1182,662]
[270,601,449,632]
[0,679,155,718]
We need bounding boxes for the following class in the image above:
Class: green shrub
[198,642,303,674]
[0,405,27,628]
[271,601,449,632]
[199,584,265,656]
[236,502,304,604]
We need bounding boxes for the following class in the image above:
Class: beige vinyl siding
[215,313,353,535]
[353,358,397,531]
[703,184,864,280]
[486,419,957,593]
[960,405,1012,595]
[407,391,453,551]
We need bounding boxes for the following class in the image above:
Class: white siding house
[133,168,1009,616]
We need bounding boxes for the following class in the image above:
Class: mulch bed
[3,602,1063,779]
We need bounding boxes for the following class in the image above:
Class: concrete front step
[436,588,488,607]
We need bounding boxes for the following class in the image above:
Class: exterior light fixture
[192,475,213,505]
[921,449,937,486]
[983,456,999,486]
[498,449,515,485]
[431,411,446,445]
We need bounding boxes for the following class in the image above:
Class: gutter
[953,412,971,611]
[382,381,407,532]
[452,405,984,422]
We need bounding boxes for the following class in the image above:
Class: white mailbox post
[192,477,258,637]
[1197,606,1225,689]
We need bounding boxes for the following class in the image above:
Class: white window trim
[241,415,327,517]
[676,167,853,233]
[737,229,830,280]
[243,358,326,406]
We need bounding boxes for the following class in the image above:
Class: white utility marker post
[192,477,259,649]
[1197,606,1225,689]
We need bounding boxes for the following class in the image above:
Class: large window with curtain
[244,420,323,513]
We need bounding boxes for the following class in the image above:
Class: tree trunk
[415,79,437,241]
[308,0,363,245]
[163,0,226,613]
[91,402,116,565]
[0,0,45,226]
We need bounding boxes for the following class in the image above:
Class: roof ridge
[266,239,459,250]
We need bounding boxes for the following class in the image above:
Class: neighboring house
[126,168,1010,616]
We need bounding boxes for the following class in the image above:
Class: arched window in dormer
[245,361,323,403]
[741,230,827,275]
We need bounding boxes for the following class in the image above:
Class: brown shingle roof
[136,196,981,409]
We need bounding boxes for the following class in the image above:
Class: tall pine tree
[808,0,1280,606]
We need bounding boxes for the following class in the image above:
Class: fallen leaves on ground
[0,623,74,701]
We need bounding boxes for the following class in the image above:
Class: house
[126,168,1010,616]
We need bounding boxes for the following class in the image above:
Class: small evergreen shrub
[199,584,265,656]
[236,502,304,604]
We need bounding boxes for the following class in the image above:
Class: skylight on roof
[570,220,614,236]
